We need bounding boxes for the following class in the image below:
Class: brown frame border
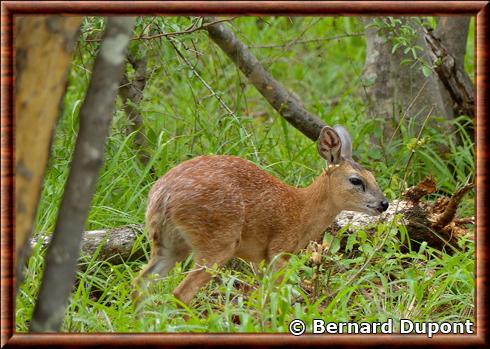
[1,1,488,347]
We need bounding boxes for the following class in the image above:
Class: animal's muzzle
[377,199,389,213]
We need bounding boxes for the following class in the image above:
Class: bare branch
[167,37,259,160]
[84,17,239,42]
[204,17,326,141]
[432,183,474,229]
[31,225,145,265]
[249,33,364,49]
[136,16,239,41]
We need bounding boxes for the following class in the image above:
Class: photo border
[1,1,488,347]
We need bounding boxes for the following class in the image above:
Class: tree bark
[31,225,145,265]
[362,17,472,140]
[362,17,452,140]
[30,17,136,333]
[204,17,326,141]
[119,52,151,167]
[15,16,82,290]
[424,23,474,118]
[435,17,470,69]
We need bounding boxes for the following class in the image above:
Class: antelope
[132,126,388,307]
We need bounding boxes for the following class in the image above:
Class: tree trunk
[30,17,136,333]
[362,17,454,140]
[332,177,473,252]
[119,51,152,167]
[15,16,82,290]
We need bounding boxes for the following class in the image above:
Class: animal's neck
[298,171,341,241]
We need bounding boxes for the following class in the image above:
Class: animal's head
[317,125,388,216]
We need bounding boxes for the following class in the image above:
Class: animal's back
[146,155,302,252]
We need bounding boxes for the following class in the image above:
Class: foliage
[16,16,474,332]
[369,17,435,77]
[369,16,475,81]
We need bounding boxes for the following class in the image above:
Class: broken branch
[424,27,475,118]
[204,17,326,141]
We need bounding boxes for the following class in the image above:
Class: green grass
[16,16,474,333]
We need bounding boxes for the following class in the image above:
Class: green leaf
[411,47,418,59]
[421,65,432,77]
[400,58,414,66]
[346,233,357,252]
[360,243,374,255]
[330,236,341,254]
[391,42,401,54]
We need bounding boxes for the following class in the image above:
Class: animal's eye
[349,177,365,191]
[349,178,362,186]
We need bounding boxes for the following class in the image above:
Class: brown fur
[132,126,387,307]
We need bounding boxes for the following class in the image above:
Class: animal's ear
[333,125,353,160]
[317,126,342,164]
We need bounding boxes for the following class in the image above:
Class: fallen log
[31,177,473,264]
[332,176,474,251]
[31,224,146,264]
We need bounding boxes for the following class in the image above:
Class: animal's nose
[380,199,389,211]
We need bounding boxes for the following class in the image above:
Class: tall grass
[16,16,474,332]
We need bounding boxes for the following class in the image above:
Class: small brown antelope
[132,125,388,306]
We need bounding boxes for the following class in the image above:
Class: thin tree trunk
[15,16,82,290]
[204,17,326,141]
[30,17,136,333]
[119,53,151,167]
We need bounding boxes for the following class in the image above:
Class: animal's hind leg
[132,254,170,292]
[172,251,232,306]
[172,232,239,306]
[132,228,190,308]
